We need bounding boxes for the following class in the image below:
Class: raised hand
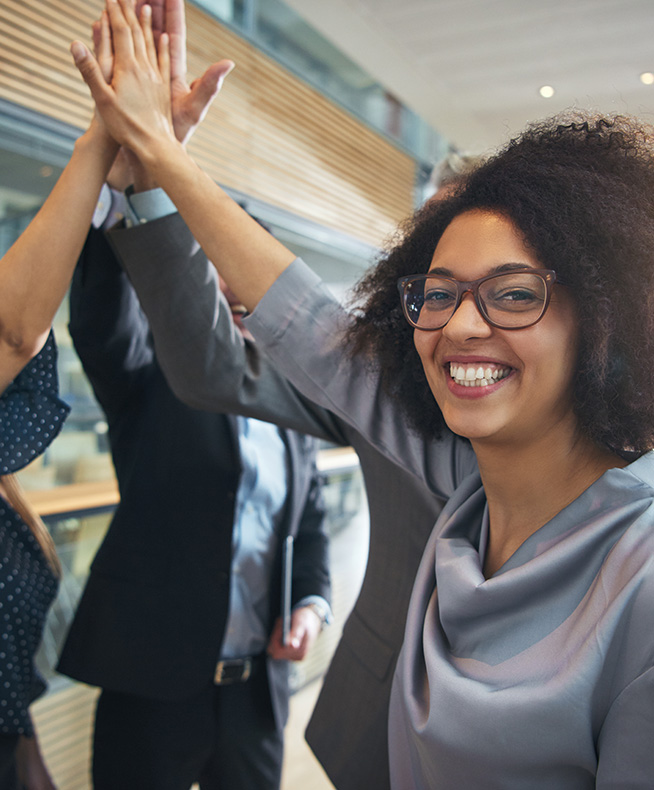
[71,0,176,159]
[146,0,234,144]
[90,8,140,191]
[74,0,293,317]
[78,0,233,190]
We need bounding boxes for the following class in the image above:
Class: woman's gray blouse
[245,259,654,789]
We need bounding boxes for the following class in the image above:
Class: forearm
[111,214,350,441]
[74,1,288,314]
[137,138,295,311]
[0,123,117,385]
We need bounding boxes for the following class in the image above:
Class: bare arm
[15,729,57,790]
[0,12,118,394]
[0,121,116,394]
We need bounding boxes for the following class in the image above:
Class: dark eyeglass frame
[396,268,562,331]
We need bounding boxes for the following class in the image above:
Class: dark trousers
[92,663,284,790]
[0,735,19,790]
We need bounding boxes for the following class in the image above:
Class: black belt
[214,654,264,685]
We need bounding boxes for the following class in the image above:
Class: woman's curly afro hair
[346,112,654,456]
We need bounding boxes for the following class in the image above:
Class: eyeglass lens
[403,272,549,330]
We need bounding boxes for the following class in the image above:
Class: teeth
[449,363,511,388]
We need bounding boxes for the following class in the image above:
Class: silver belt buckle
[214,657,253,685]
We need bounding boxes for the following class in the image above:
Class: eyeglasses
[397,269,561,331]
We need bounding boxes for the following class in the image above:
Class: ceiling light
[640,72,654,85]
[539,85,555,99]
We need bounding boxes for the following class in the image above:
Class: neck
[473,427,627,578]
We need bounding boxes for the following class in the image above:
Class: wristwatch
[306,602,330,630]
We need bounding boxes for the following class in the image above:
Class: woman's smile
[446,359,514,395]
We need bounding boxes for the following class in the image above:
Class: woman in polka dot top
[0,69,117,789]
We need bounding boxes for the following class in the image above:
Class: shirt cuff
[294,595,333,627]
[124,186,177,227]
[92,184,127,231]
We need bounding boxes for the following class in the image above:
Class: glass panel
[191,0,448,165]
[0,151,62,257]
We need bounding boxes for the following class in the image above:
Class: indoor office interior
[1,0,649,786]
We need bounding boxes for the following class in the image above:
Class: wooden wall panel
[0,0,415,246]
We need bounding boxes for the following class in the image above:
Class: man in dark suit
[56,221,331,790]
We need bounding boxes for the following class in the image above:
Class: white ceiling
[282,0,654,153]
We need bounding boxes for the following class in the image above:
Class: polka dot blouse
[0,333,69,735]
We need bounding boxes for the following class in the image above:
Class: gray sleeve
[245,258,476,498]
[106,214,350,445]
[596,665,654,788]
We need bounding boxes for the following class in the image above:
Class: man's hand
[267,606,323,661]
[145,0,233,145]
[90,11,138,190]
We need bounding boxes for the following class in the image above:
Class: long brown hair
[0,474,61,576]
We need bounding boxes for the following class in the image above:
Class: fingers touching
[71,0,174,153]
[93,11,113,82]
[73,0,233,149]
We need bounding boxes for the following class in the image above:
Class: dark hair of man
[346,113,654,456]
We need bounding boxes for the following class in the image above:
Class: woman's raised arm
[72,0,295,313]
[0,19,118,393]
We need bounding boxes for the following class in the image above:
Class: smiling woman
[245,115,654,788]
[348,114,654,457]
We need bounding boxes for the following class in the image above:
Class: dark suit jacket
[56,228,330,732]
[108,212,445,790]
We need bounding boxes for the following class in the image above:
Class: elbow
[165,373,215,411]
[0,325,48,366]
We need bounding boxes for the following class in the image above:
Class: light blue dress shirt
[105,190,332,658]
[220,416,288,659]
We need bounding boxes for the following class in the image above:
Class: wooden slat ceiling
[0,0,416,247]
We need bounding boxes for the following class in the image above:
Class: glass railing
[191,0,448,165]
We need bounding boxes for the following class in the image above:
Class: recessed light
[539,85,555,99]
[640,72,654,85]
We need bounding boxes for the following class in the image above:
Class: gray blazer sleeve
[245,258,478,499]
[107,214,350,446]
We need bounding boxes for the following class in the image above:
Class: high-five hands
[71,0,291,317]
[71,0,234,164]
[71,0,175,160]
